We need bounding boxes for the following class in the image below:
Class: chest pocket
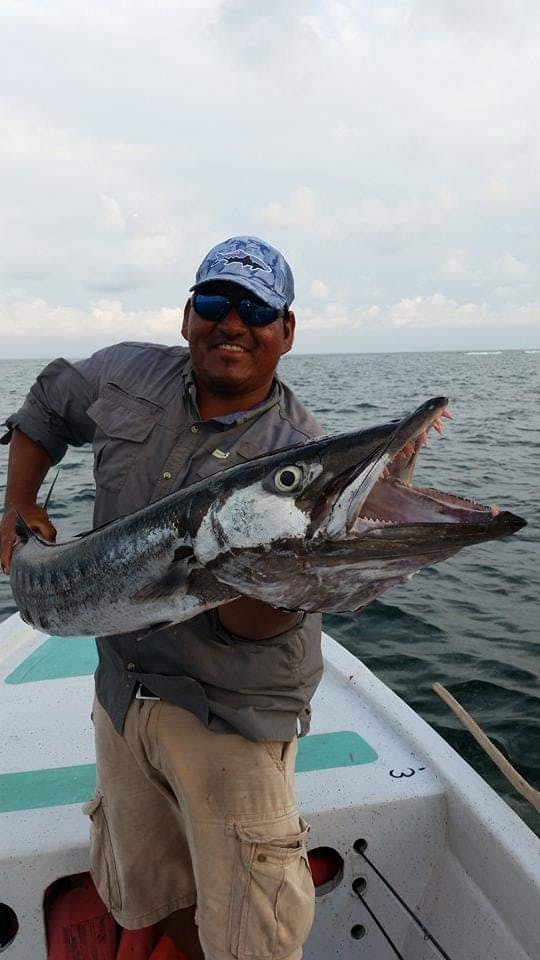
[88,382,163,493]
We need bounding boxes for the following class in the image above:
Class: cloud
[260,187,316,228]
[310,280,330,299]
[0,109,214,299]
[1,291,538,358]
[101,195,126,231]
[440,252,485,285]
[0,297,181,341]
[485,177,513,203]
[385,293,539,330]
[298,301,381,332]
[1,0,540,354]
[410,0,540,40]
[442,256,467,276]
[211,0,323,67]
[338,192,459,255]
[386,294,490,328]
[494,253,529,282]
[298,292,540,333]
[299,302,348,331]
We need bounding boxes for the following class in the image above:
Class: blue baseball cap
[191,236,295,310]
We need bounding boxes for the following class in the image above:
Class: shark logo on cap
[220,254,272,273]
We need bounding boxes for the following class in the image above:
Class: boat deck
[1,614,539,959]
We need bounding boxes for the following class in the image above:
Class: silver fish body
[9,398,526,637]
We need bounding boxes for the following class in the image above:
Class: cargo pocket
[82,791,122,913]
[88,383,162,493]
[228,816,314,960]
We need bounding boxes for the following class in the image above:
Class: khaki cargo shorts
[83,697,315,960]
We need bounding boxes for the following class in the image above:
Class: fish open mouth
[315,397,525,541]
[352,479,501,535]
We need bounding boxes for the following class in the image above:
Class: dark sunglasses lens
[237,300,279,327]
[193,294,230,322]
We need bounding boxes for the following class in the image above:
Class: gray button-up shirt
[5,341,324,740]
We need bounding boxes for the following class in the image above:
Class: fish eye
[274,465,303,494]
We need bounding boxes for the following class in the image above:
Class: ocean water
[0,351,538,833]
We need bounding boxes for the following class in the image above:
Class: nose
[218,307,248,334]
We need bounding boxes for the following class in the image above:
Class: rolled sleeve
[2,354,104,465]
[4,397,67,465]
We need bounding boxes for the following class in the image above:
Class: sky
[1,0,540,356]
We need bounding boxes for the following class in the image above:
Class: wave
[465,351,502,355]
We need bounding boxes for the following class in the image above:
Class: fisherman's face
[182,281,295,397]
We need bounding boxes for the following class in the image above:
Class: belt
[135,683,161,701]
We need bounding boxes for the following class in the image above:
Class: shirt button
[257,854,267,862]
[162,471,172,480]
[126,661,136,671]
[190,424,199,433]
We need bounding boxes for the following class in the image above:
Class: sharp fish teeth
[357,516,397,527]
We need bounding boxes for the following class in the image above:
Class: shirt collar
[181,356,281,426]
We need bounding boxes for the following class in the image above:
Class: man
[0,237,323,960]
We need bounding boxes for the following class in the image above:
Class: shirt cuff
[2,412,67,465]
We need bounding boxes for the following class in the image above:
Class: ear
[281,310,296,355]
[181,298,192,342]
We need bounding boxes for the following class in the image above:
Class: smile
[216,344,247,353]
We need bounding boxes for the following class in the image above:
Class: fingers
[0,506,56,574]
[0,544,14,575]
[430,407,453,437]
[0,514,17,575]
[30,517,57,542]
[386,406,453,482]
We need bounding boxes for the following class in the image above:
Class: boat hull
[1,613,538,959]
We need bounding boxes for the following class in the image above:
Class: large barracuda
[10,397,525,637]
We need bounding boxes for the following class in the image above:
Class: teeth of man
[219,344,244,352]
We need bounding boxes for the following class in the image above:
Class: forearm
[218,596,302,640]
[4,429,52,509]
[1,430,56,573]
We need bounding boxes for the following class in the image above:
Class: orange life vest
[45,873,189,960]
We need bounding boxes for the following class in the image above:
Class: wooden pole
[432,681,540,815]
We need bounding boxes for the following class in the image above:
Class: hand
[218,596,303,640]
[0,504,57,574]
[386,407,453,478]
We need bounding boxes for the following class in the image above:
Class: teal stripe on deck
[0,732,377,812]
[0,764,97,813]
[295,731,377,771]
[5,636,98,684]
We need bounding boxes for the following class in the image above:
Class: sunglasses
[192,292,284,327]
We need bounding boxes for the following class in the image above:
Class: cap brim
[190,273,287,310]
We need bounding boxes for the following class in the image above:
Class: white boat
[1,611,539,959]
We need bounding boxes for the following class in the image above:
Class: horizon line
[1,346,539,360]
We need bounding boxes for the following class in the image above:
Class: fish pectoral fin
[130,554,193,603]
[130,556,238,613]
